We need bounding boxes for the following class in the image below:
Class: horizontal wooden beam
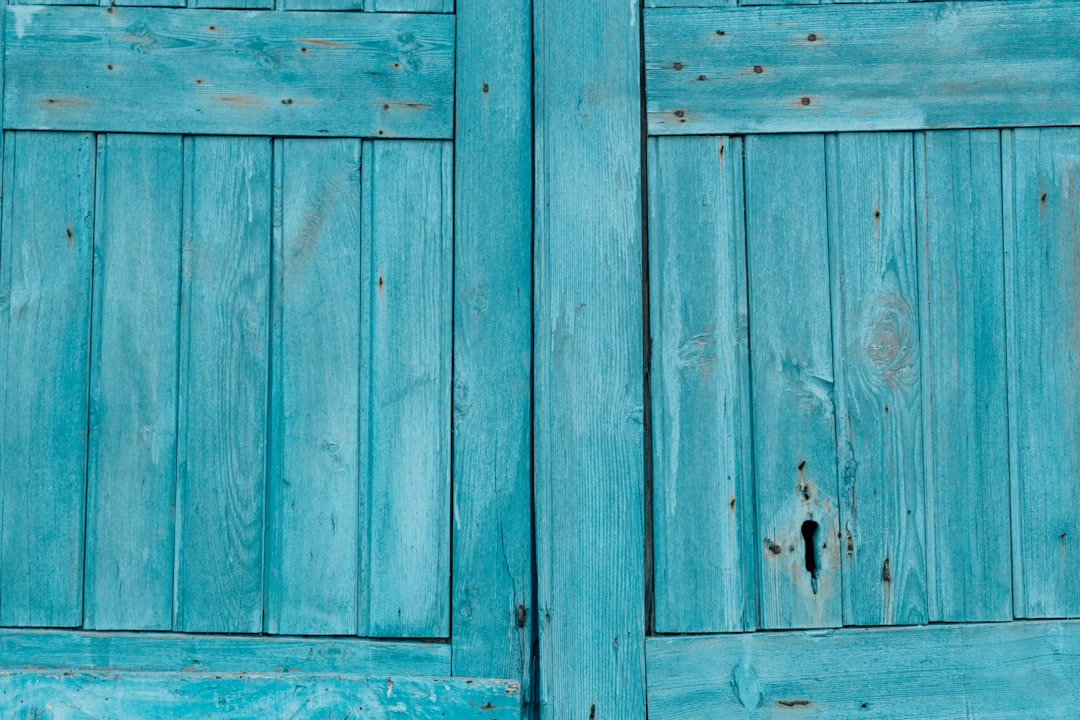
[0,671,522,718]
[646,1,1080,135]
[647,619,1080,719]
[0,629,448,675]
[4,7,453,138]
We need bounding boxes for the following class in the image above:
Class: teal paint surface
[647,1,1080,134]
[4,7,454,138]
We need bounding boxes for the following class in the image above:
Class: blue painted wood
[645,2,1080,135]
[647,619,1080,719]
[369,0,453,13]
[829,132,926,627]
[533,0,647,716]
[175,136,271,634]
[745,134,841,631]
[648,135,754,634]
[1007,128,1080,619]
[451,0,533,699]
[265,138,361,636]
[4,7,454,139]
[0,629,449,675]
[0,671,522,719]
[359,140,452,639]
[84,134,183,632]
[915,130,1011,623]
[0,131,95,628]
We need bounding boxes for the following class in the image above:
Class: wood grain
[359,140,452,639]
[0,629,448,675]
[745,134,841,630]
[175,136,271,634]
[648,135,754,634]
[916,130,1011,623]
[533,0,647,714]
[5,7,454,139]
[829,132,926,627]
[0,671,522,719]
[265,139,361,636]
[1007,128,1080,619]
[0,131,96,628]
[647,619,1080,719]
[451,0,534,699]
[84,134,183,631]
[646,2,1080,134]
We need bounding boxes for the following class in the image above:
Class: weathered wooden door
[642,1,1080,717]
[0,0,532,715]
[532,0,1080,717]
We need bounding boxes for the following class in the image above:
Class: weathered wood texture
[745,134,841,630]
[647,620,1080,719]
[0,672,522,719]
[534,0,647,716]
[917,130,1011,623]
[4,7,454,138]
[0,629,448,675]
[0,131,95,628]
[359,140,453,639]
[84,134,183,632]
[452,0,534,702]
[829,132,926,627]
[1007,128,1080,619]
[648,135,753,634]
[266,138,362,636]
[645,1,1080,135]
[175,136,271,634]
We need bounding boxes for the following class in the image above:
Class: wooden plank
[5,7,454,139]
[829,132,925,627]
[0,671,522,719]
[283,0,360,16]
[193,0,272,13]
[1008,128,1080,618]
[745,134,840,631]
[646,619,1080,719]
[451,0,533,698]
[645,2,1080,135]
[916,130,1011,623]
[0,131,95,628]
[0,629,448,675]
[533,0,647,715]
[264,139,361,637]
[368,0,453,13]
[84,134,183,632]
[648,135,753,634]
[359,140,452,639]
[175,136,271,634]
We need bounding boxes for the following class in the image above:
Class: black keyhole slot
[801,520,819,594]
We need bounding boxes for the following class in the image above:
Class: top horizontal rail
[4,6,454,138]
[646,0,1080,135]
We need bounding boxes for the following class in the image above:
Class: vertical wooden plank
[175,136,271,634]
[0,131,95,627]
[83,134,182,631]
[649,135,753,634]
[830,131,926,627]
[1009,128,1080,619]
[745,133,841,631]
[264,139,361,636]
[358,140,452,639]
[534,0,647,715]
[451,0,534,698]
[916,130,1011,623]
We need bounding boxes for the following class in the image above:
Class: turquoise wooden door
[530,0,1080,717]
[641,1,1080,717]
[0,0,533,716]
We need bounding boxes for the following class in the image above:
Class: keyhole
[801,520,819,594]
